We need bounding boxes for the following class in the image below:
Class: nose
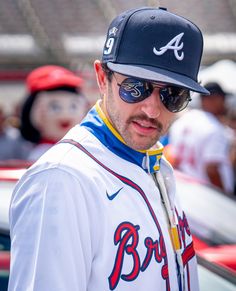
[140,89,162,118]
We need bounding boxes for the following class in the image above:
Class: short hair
[201,82,226,97]
[101,63,113,82]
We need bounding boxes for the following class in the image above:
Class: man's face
[30,91,89,141]
[102,72,176,151]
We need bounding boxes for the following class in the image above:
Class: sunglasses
[113,74,191,113]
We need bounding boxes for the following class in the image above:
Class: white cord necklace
[153,171,185,291]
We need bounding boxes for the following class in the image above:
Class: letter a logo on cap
[153,33,184,61]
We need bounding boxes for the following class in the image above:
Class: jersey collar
[80,100,163,173]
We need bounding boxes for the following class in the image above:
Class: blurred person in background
[226,107,236,195]
[0,104,32,162]
[20,65,90,161]
[169,82,234,195]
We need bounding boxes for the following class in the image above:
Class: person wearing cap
[169,82,234,195]
[20,65,90,161]
[9,7,208,291]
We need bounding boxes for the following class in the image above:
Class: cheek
[43,111,59,124]
[106,86,126,124]
[161,112,176,132]
[40,107,61,129]
[30,101,60,132]
[30,101,47,130]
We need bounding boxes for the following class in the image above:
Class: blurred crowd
[163,82,236,197]
[1,64,236,197]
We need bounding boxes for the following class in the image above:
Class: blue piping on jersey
[80,100,163,174]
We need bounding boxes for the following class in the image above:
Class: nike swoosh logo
[106,187,123,200]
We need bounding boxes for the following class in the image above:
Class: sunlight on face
[104,74,175,151]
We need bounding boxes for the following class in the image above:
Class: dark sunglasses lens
[119,78,153,103]
[160,87,190,112]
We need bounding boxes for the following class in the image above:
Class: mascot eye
[48,101,62,113]
[69,101,79,112]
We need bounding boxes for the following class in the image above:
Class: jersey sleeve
[9,167,93,291]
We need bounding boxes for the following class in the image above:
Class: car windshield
[176,172,236,245]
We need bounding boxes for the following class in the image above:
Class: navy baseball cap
[102,7,209,94]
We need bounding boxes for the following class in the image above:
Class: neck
[80,101,164,174]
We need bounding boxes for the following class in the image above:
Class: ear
[94,60,108,96]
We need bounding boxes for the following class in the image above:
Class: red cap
[26,65,84,93]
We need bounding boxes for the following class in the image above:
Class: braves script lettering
[176,210,191,247]
[108,222,168,290]
[153,32,184,61]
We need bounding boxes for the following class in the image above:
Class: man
[8,7,208,291]
[169,82,234,195]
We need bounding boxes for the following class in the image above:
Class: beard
[104,84,164,151]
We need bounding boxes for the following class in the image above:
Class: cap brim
[107,62,209,95]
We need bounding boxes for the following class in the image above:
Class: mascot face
[30,90,88,142]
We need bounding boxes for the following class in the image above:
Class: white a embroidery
[153,32,184,61]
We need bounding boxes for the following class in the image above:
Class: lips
[59,120,72,129]
[136,120,158,129]
[132,120,158,135]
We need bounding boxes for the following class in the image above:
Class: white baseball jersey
[27,142,53,161]
[9,101,199,291]
[169,109,234,194]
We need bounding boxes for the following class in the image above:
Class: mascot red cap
[26,65,84,93]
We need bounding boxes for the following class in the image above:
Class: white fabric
[27,143,53,161]
[169,109,234,194]
[9,125,199,291]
